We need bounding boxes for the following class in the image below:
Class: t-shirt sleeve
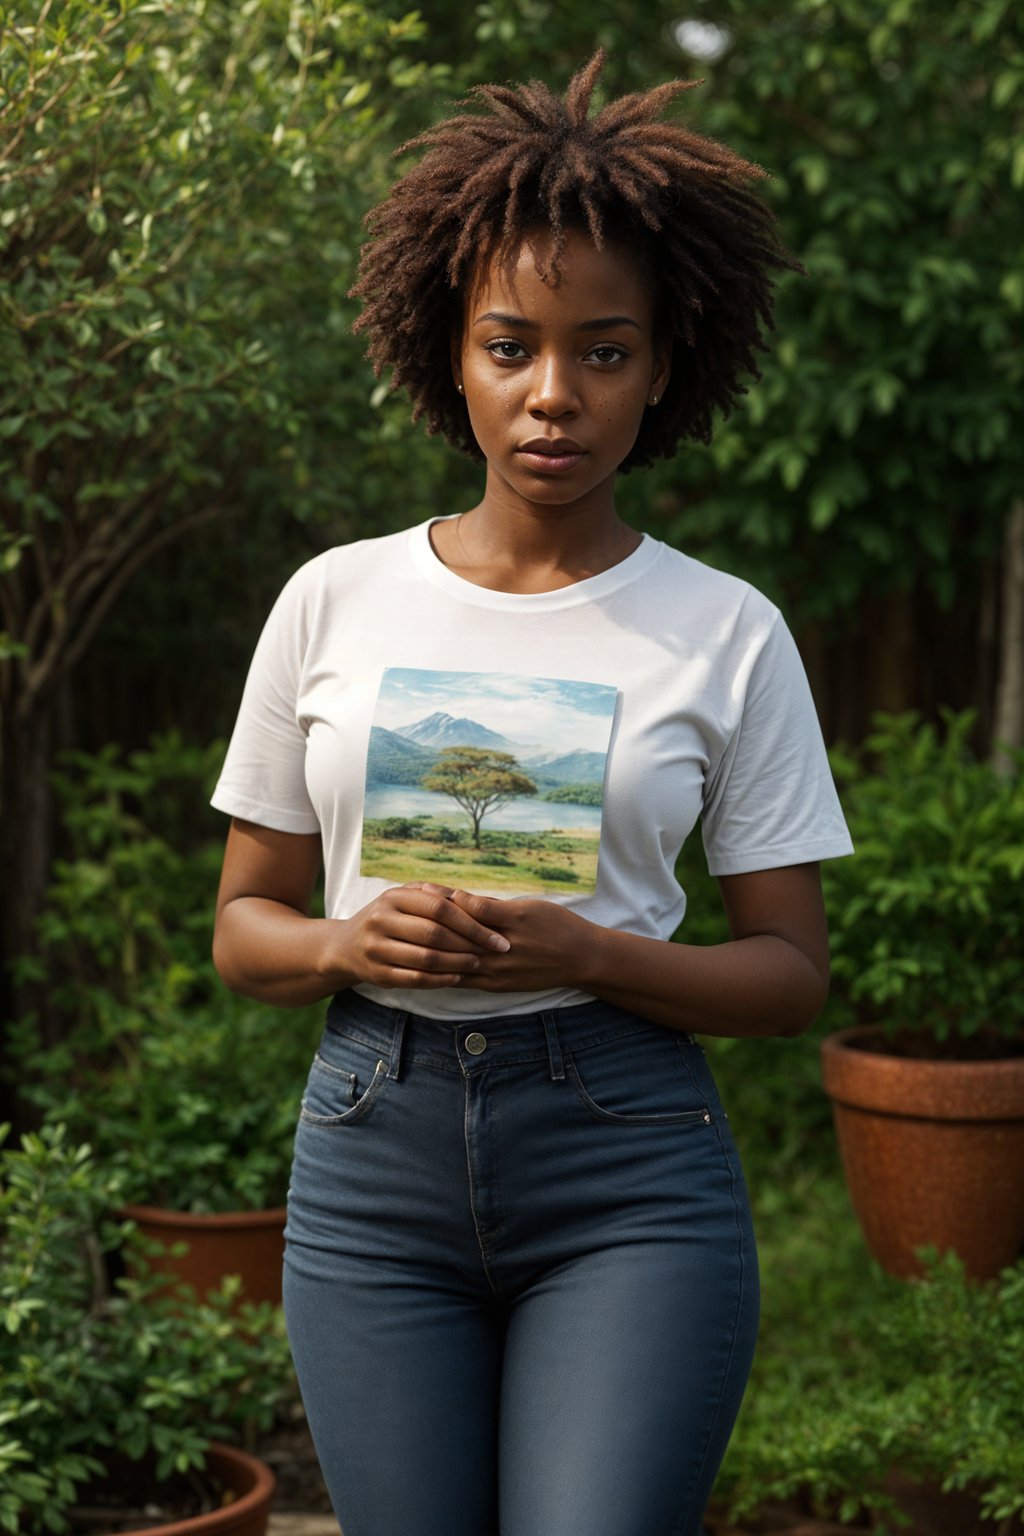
[209,563,322,835]
[700,608,854,877]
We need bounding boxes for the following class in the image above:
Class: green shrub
[0,1125,294,1534]
[824,709,1024,1051]
[376,817,427,841]
[476,853,515,867]
[529,865,578,883]
[9,736,322,1213]
[717,1178,1024,1532]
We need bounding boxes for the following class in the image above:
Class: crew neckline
[408,515,662,611]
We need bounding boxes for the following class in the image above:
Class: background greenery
[2,0,1022,1526]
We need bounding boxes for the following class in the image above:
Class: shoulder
[644,538,783,641]
[268,524,414,615]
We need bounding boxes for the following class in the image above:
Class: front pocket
[567,1029,712,1126]
[299,1048,388,1127]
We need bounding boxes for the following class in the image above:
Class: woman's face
[453,227,670,516]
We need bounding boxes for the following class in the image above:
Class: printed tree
[422,749,537,848]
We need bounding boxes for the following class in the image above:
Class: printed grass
[361,821,601,894]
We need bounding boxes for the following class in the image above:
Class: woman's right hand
[328,882,511,990]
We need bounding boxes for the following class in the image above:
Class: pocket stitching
[565,1056,711,1126]
[299,1056,387,1127]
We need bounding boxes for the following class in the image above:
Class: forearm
[213,897,353,1007]
[578,924,829,1040]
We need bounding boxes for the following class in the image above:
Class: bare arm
[211,819,512,1007]
[442,862,831,1039]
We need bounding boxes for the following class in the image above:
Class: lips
[516,438,587,473]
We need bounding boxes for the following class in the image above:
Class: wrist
[314,916,360,991]
[571,911,617,993]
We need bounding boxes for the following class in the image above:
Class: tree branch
[56,500,233,685]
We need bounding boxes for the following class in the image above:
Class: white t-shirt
[211,516,854,1018]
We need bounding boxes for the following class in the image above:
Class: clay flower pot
[821,1025,1024,1280]
[115,1443,275,1536]
[121,1203,286,1305]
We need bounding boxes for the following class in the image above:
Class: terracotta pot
[121,1203,286,1305]
[115,1442,275,1536]
[821,1025,1024,1280]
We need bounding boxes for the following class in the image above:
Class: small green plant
[824,709,1024,1053]
[9,736,321,1213]
[529,865,578,883]
[716,1179,1024,1532]
[0,1124,294,1534]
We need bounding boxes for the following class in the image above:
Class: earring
[650,393,659,405]
[456,384,464,394]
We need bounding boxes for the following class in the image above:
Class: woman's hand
[329,883,512,990]
[408,883,598,993]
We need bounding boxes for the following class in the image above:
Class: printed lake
[364,786,603,832]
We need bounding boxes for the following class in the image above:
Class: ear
[450,330,464,396]
[648,341,672,407]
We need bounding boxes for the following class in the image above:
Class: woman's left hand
[403,883,597,992]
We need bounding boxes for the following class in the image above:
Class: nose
[525,351,580,419]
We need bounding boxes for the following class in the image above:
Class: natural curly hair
[350,49,804,471]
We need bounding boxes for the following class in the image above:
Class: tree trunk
[992,498,1024,776]
[0,695,55,1131]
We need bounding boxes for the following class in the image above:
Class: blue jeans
[283,992,759,1536]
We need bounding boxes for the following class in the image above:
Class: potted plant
[819,710,1024,1280]
[0,1123,293,1534]
[10,737,322,1303]
[14,996,320,1304]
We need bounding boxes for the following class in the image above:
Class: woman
[211,51,853,1536]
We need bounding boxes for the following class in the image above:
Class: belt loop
[541,1010,565,1081]
[386,1011,407,1081]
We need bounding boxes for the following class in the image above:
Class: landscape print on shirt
[361,667,618,895]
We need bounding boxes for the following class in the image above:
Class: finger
[391,915,491,956]
[403,881,456,898]
[447,888,508,930]
[379,938,484,976]
[395,889,511,954]
[382,966,468,989]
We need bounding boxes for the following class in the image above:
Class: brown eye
[485,340,528,360]
[587,344,628,365]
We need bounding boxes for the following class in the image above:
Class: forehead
[464,228,654,326]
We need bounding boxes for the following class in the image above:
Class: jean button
[465,1032,487,1055]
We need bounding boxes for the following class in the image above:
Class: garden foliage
[826,710,1024,1049]
[0,1124,293,1535]
[10,734,322,1212]
[717,1177,1024,1532]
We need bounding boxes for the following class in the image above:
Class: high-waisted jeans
[283,991,759,1536]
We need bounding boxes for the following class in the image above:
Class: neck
[437,473,640,594]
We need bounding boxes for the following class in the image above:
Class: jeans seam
[462,1072,504,1301]
[671,1118,751,1535]
[673,1035,713,1114]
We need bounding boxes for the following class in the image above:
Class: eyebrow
[473,310,641,332]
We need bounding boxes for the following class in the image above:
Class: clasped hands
[336,880,595,993]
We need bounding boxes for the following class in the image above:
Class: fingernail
[488,935,511,953]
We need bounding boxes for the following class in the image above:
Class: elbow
[775,963,830,1039]
[211,920,245,996]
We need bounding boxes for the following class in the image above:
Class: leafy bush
[14,1000,315,1212]
[0,1125,294,1535]
[718,1177,1024,1532]
[824,710,1024,1051]
[376,817,427,841]
[476,853,515,867]
[529,865,578,883]
[9,736,321,1212]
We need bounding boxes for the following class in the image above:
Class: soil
[67,1452,230,1534]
